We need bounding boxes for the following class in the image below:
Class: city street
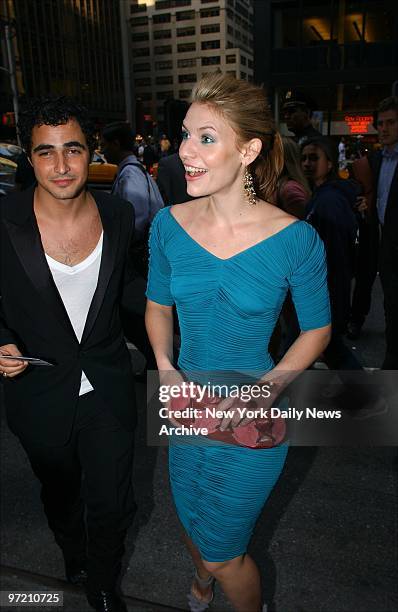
[1,277,397,612]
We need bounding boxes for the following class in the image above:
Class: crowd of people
[0,76,397,612]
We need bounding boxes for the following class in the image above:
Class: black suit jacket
[156,153,195,206]
[369,150,398,268]
[0,187,141,445]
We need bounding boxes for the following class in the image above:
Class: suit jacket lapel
[3,189,78,339]
[81,191,119,343]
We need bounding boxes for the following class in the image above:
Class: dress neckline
[167,207,300,262]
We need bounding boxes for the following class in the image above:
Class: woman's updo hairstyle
[190,72,284,202]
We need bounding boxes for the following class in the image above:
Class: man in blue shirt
[375,97,398,369]
[348,97,398,368]
[101,122,164,241]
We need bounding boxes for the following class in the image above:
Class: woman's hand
[0,344,28,378]
[158,368,187,426]
[218,383,276,431]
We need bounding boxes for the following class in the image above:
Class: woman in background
[301,136,360,370]
[275,137,311,218]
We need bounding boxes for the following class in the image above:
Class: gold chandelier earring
[243,167,257,205]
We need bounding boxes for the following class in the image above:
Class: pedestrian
[101,122,164,243]
[301,136,360,370]
[143,136,159,173]
[275,136,311,218]
[156,152,195,206]
[346,152,378,340]
[159,133,171,157]
[282,91,322,145]
[145,73,331,612]
[0,96,143,612]
[338,136,347,170]
[371,97,398,368]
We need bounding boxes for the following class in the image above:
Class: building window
[227,25,234,35]
[201,0,217,3]
[248,59,253,69]
[201,40,220,50]
[132,32,149,42]
[156,75,173,85]
[157,90,173,99]
[201,56,220,65]
[177,42,196,52]
[178,57,197,67]
[138,92,152,101]
[241,56,246,66]
[154,45,172,54]
[177,26,196,37]
[179,90,191,98]
[226,54,236,64]
[200,7,219,17]
[131,3,147,13]
[131,16,148,26]
[201,23,220,34]
[179,73,196,83]
[134,62,151,72]
[176,10,195,20]
[135,77,151,86]
[134,47,150,56]
[156,0,191,6]
[154,29,172,39]
[235,1,249,19]
[227,41,234,48]
[155,60,173,70]
[153,13,171,23]
[240,71,246,79]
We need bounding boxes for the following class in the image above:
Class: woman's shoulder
[258,199,298,234]
[169,198,206,224]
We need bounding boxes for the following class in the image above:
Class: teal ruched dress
[147,207,330,562]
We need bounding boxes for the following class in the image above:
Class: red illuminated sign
[344,115,373,134]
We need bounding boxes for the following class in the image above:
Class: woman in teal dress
[145,73,331,612]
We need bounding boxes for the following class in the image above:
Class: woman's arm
[145,299,174,370]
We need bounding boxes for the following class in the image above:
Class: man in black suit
[0,97,143,611]
[371,96,398,369]
[156,152,195,205]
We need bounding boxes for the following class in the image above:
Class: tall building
[0,0,128,134]
[129,0,254,130]
[254,0,398,138]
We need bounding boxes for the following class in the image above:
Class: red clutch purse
[169,388,286,449]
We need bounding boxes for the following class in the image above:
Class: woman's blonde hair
[190,72,284,202]
[280,137,311,197]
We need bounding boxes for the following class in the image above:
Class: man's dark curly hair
[18,96,96,157]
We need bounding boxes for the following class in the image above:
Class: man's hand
[0,344,28,378]
[355,196,368,214]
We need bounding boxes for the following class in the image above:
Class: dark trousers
[350,218,379,326]
[18,391,136,591]
[380,254,398,369]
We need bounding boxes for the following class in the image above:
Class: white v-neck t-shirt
[45,233,103,396]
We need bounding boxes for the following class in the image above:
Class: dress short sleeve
[146,210,174,306]
[288,222,331,331]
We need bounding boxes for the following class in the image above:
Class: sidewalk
[1,377,397,611]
